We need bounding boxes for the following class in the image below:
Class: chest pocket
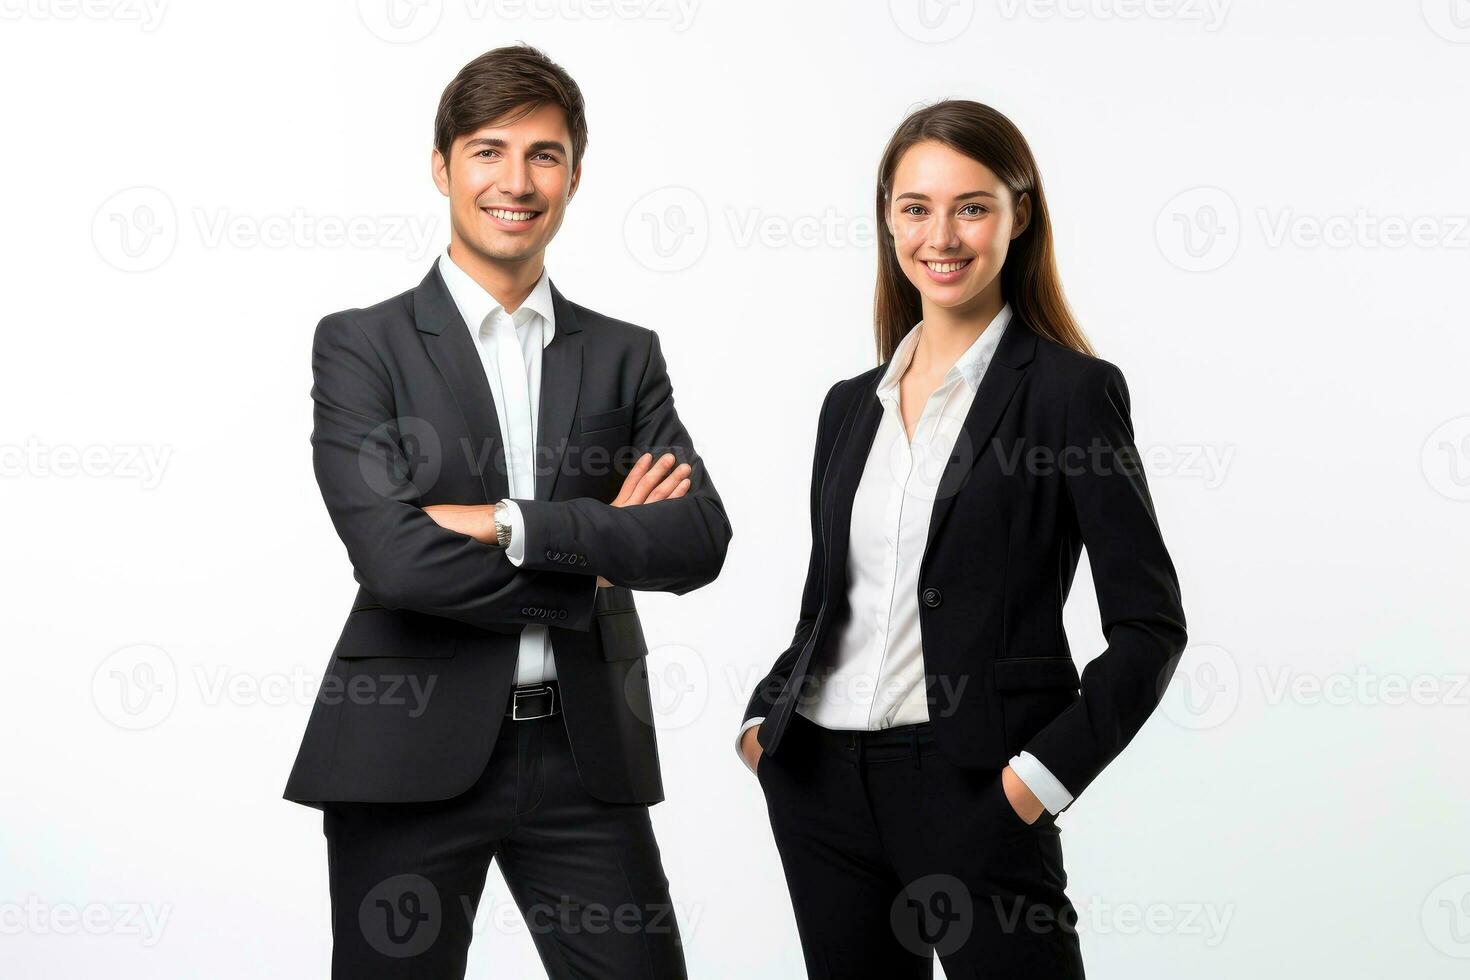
[579,401,635,435]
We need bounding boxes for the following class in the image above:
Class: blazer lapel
[821,376,884,595]
[412,263,509,504]
[818,316,1039,595]
[537,282,584,502]
[922,316,1037,554]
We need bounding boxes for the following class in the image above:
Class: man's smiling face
[433,101,581,269]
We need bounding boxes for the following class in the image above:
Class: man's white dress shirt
[437,247,556,686]
[739,304,1074,815]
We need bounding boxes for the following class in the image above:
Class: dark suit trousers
[322,710,686,979]
[757,712,1084,979]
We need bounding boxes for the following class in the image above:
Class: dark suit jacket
[284,263,731,808]
[744,314,1186,807]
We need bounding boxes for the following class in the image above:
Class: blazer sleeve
[1021,359,1188,803]
[742,380,842,725]
[310,312,598,633]
[509,330,732,594]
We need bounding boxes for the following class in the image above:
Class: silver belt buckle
[511,683,556,720]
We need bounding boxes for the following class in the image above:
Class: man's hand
[739,724,763,773]
[420,503,496,543]
[422,452,693,587]
[1001,764,1045,824]
[613,452,691,508]
[595,452,689,586]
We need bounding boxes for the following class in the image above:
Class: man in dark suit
[283,45,729,979]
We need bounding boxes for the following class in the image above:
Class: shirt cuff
[500,499,526,567]
[1008,751,1074,814]
[736,717,764,773]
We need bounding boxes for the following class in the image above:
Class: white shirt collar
[876,302,1012,406]
[437,246,556,345]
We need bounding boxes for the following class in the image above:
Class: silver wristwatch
[492,500,513,550]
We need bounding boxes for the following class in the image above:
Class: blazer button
[922,587,942,608]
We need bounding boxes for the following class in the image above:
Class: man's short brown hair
[434,44,588,169]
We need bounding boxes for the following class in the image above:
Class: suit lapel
[923,315,1037,553]
[820,316,1040,591]
[413,263,509,504]
[822,383,883,588]
[537,282,584,502]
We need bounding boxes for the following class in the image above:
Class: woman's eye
[903,205,927,216]
[959,204,988,216]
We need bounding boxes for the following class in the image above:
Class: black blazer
[744,314,1186,806]
[284,264,731,808]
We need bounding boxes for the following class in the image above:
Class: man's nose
[497,157,533,198]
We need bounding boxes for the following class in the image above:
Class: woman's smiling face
[886,139,1030,317]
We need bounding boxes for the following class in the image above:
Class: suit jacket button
[922,587,942,608]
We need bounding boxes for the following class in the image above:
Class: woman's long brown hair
[874,100,1094,361]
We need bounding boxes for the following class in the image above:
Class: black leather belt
[505,681,560,720]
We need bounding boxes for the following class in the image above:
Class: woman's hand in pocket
[1001,765,1046,825]
[740,725,764,775]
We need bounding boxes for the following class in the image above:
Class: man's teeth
[487,208,536,222]
[925,260,971,273]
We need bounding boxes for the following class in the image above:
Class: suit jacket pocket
[332,606,460,659]
[578,401,635,434]
[993,656,1079,753]
[595,585,648,661]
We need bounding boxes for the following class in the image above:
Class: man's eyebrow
[894,189,1000,203]
[526,140,568,157]
[464,137,507,151]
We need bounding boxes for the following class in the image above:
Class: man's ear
[1011,191,1032,240]
[431,147,450,198]
[567,160,582,203]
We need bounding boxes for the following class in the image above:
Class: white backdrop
[3,1,1468,977]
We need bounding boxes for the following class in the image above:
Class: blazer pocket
[992,656,1080,692]
[993,657,1079,753]
[595,585,648,661]
[333,607,459,660]
[578,401,634,434]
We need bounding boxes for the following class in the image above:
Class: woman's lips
[921,257,973,283]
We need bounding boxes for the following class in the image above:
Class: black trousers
[758,712,1084,979]
[321,708,687,979]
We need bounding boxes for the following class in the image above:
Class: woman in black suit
[739,100,1187,977]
